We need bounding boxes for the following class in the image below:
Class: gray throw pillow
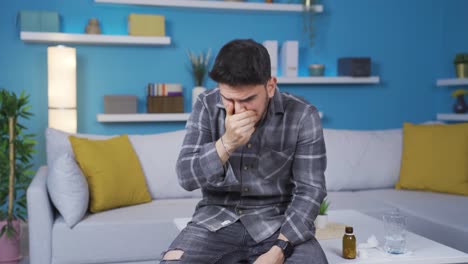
[47,153,89,228]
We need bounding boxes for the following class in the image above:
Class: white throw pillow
[129,130,202,199]
[323,128,403,191]
[47,153,89,228]
[46,128,113,168]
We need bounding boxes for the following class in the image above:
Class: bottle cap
[345,226,353,233]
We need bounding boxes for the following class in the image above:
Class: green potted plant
[187,49,211,106]
[453,53,468,78]
[451,89,468,114]
[0,89,36,263]
[315,197,330,229]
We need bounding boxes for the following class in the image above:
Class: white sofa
[27,127,468,264]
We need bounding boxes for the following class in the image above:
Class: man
[160,39,328,264]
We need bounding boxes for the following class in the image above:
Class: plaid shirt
[176,88,327,245]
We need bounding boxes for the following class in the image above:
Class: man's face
[219,77,277,125]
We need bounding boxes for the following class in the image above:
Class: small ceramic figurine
[85,18,101,34]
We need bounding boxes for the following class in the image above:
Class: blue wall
[436,0,468,114]
[1,0,467,169]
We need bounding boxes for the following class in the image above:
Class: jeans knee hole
[163,249,184,260]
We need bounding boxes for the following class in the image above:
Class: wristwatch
[273,239,294,258]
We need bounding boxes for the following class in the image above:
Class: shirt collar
[270,87,284,115]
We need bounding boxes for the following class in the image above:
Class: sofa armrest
[27,166,54,264]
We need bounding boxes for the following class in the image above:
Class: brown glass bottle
[342,226,356,259]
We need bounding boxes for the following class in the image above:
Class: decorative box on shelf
[104,95,137,114]
[128,13,165,36]
[338,57,371,77]
[17,11,60,32]
[147,96,184,113]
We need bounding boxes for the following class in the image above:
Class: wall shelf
[97,111,324,123]
[20,32,171,46]
[436,78,468,86]
[94,0,323,12]
[436,113,468,122]
[97,113,191,122]
[277,76,380,84]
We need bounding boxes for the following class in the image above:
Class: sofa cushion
[326,191,394,215]
[129,131,202,199]
[52,198,200,263]
[45,128,202,200]
[69,135,152,213]
[396,122,468,196]
[47,153,89,228]
[323,128,402,191]
[357,189,468,253]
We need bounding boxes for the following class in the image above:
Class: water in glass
[383,209,407,254]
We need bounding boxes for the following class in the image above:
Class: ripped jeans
[159,221,328,264]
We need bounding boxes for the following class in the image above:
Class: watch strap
[274,239,294,258]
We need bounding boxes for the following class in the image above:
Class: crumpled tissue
[357,235,379,259]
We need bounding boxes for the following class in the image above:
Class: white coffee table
[321,210,468,264]
[173,210,468,264]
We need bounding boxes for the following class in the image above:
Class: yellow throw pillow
[396,122,468,196]
[69,135,151,212]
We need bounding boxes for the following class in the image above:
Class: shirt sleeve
[280,107,327,245]
[176,96,239,191]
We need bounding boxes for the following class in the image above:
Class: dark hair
[209,39,271,86]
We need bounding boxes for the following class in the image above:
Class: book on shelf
[147,83,183,96]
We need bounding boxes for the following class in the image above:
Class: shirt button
[247,143,252,149]
[237,209,243,214]
[243,165,249,170]
[243,187,249,193]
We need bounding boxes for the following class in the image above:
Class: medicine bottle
[342,226,356,259]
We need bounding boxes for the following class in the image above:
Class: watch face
[284,242,293,258]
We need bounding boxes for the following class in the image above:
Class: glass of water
[383,209,407,254]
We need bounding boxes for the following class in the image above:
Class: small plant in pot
[315,198,330,229]
[453,53,468,78]
[187,49,211,106]
[451,89,468,114]
[0,89,36,263]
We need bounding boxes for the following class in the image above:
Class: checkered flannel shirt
[176,88,327,245]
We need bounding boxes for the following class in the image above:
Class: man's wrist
[271,245,284,257]
[220,136,232,155]
[273,239,294,259]
[221,136,236,153]
[278,233,289,242]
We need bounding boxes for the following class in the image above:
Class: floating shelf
[436,113,468,122]
[97,111,324,122]
[20,32,171,46]
[95,0,323,12]
[97,113,191,122]
[436,78,468,86]
[277,76,380,84]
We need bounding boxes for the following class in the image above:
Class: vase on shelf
[309,64,325,76]
[455,63,468,78]
[453,95,467,114]
[192,86,206,107]
[85,18,101,34]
